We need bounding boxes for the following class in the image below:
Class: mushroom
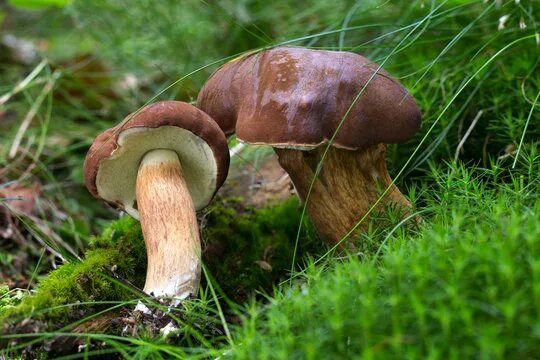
[197,47,421,245]
[84,101,229,302]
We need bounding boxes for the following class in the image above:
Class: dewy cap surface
[84,101,229,218]
[197,46,422,149]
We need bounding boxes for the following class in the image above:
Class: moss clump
[0,216,146,328]
[0,285,24,312]
[1,198,323,330]
[0,197,324,359]
[231,166,540,359]
[202,197,322,301]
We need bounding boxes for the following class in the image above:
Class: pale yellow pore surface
[136,149,201,299]
[96,126,217,219]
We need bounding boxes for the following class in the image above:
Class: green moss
[1,198,323,330]
[0,285,24,312]
[202,197,321,301]
[0,216,146,327]
[231,164,540,359]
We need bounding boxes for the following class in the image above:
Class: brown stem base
[275,144,411,247]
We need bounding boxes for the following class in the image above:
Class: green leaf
[8,0,71,10]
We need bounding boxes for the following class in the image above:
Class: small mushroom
[197,47,421,245]
[84,101,229,301]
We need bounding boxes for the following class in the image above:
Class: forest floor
[0,0,539,358]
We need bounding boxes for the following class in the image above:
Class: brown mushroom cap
[197,46,421,150]
[84,101,229,218]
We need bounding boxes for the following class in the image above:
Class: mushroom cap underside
[83,101,229,218]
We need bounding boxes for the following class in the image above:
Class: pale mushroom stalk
[136,149,200,299]
[84,101,229,306]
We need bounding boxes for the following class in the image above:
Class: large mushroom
[84,101,229,302]
[197,47,421,245]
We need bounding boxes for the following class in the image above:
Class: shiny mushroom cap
[197,46,421,150]
[84,101,229,219]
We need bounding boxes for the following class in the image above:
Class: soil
[221,153,294,207]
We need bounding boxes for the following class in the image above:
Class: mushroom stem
[275,144,412,247]
[135,149,201,300]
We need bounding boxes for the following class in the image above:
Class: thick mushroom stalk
[275,144,411,245]
[136,149,200,299]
